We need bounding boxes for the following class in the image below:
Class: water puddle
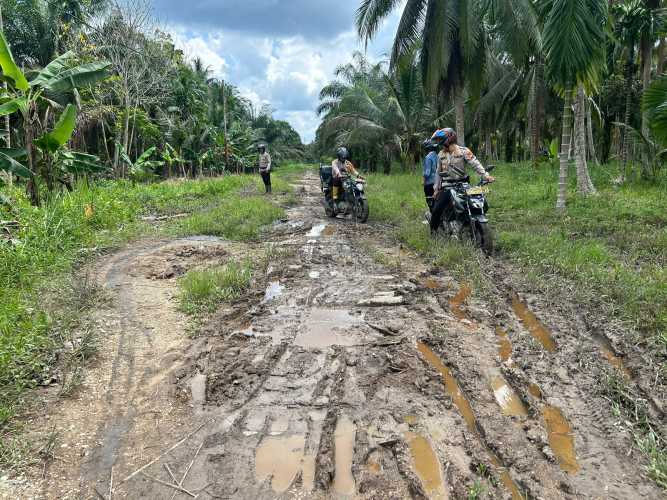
[423,278,442,290]
[449,285,472,321]
[542,406,580,474]
[511,294,556,352]
[495,327,513,363]
[309,271,320,279]
[404,431,448,500]
[255,435,306,492]
[528,383,543,399]
[490,377,528,417]
[307,223,327,237]
[333,415,356,496]
[592,334,631,379]
[263,281,284,302]
[295,308,361,349]
[417,342,525,500]
[404,415,418,425]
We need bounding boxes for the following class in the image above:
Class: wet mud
[8,171,665,500]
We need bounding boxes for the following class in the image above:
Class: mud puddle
[263,281,285,302]
[490,376,528,418]
[449,285,472,322]
[404,431,448,499]
[495,327,513,363]
[592,333,631,379]
[417,342,525,499]
[333,415,356,496]
[542,406,580,474]
[295,308,362,349]
[511,294,556,352]
[308,223,328,238]
[255,434,315,492]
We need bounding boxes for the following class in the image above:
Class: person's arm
[345,160,361,177]
[266,153,272,171]
[463,148,493,180]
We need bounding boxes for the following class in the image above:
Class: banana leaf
[0,151,31,177]
[34,104,77,152]
[42,62,111,93]
[0,31,28,91]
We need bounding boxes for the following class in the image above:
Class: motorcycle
[429,165,496,255]
[319,164,369,223]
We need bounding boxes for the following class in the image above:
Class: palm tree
[542,0,607,208]
[356,0,538,146]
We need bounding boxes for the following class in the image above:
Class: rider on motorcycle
[430,128,495,235]
[331,147,363,201]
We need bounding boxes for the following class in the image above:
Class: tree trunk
[657,37,666,75]
[641,37,653,178]
[222,80,230,172]
[485,131,492,163]
[24,110,39,206]
[621,54,635,176]
[575,86,596,194]
[530,59,544,165]
[556,89,573,210]
[454,89,465,146]
[586,98,599,165]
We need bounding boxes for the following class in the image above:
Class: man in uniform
[430,128,495,234]
[331,147,362,202]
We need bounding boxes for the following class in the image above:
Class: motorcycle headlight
[356,183,365,191]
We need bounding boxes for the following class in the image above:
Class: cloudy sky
[151,0,403,143]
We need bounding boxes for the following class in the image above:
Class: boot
[268,185,272,194]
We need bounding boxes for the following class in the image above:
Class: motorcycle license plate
[466,186,489,195]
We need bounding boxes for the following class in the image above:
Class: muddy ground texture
[3,171,664,500]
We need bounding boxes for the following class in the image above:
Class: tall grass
[179,261,252,315]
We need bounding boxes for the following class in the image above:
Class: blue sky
[151,0,403,143]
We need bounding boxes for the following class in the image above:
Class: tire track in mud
[14,171,664,499]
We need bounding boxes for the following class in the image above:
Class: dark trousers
[260,171,271,192]
[423,183,435,211]
[430,188,455,233]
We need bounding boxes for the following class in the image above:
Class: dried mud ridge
[14,172,665,500]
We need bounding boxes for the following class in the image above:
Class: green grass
[0,170,292,431]
[366,163,667,348]
[178,260,252,315]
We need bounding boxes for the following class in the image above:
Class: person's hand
[433,188,441,199]
[483,174,495,183]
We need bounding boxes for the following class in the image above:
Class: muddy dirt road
[8,171,664,499]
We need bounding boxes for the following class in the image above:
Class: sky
[150,0,404,143]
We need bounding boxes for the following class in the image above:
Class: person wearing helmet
[422,139,439,211]
[258,144,272,194]
[430,128,495,234]
[331,147,362,201]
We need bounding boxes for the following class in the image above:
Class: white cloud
[164,5,404,143]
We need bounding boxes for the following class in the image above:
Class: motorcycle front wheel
[354,198,369,223]
[472,221,494,256]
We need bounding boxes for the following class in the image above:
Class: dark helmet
[422,139,439,152]
[431,128,457,148]
[336,147,349,161]
[258,143,267,152]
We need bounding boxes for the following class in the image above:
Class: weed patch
[178,261,252,315]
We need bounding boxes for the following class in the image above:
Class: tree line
[315,0,667,209]
[0,0,304,206]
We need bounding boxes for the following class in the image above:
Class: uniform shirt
[423,151,438,186]
[331,159,359,179]
[259,152,271,172]
[435,145,487,189]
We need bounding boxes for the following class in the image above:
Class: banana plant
[116,143,164,182]
[162,143,185,177]
[0,28,110,204]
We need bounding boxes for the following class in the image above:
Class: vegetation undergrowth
[178,260,253,315]
[0,171,287,436]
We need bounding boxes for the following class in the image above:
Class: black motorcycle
[319,165,369,223]
[430,165,496,255]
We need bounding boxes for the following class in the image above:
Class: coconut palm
[356,0,539,146]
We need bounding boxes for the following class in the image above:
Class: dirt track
[7,171,664,499]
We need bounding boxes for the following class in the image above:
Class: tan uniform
[331,159,359,178]
[435,145,486,189]
[259,152,272,172]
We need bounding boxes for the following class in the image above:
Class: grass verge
[178,260,252,315]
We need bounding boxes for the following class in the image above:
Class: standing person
[430,128,495,235]
[422,139,439,211]
[258,143,272,194]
